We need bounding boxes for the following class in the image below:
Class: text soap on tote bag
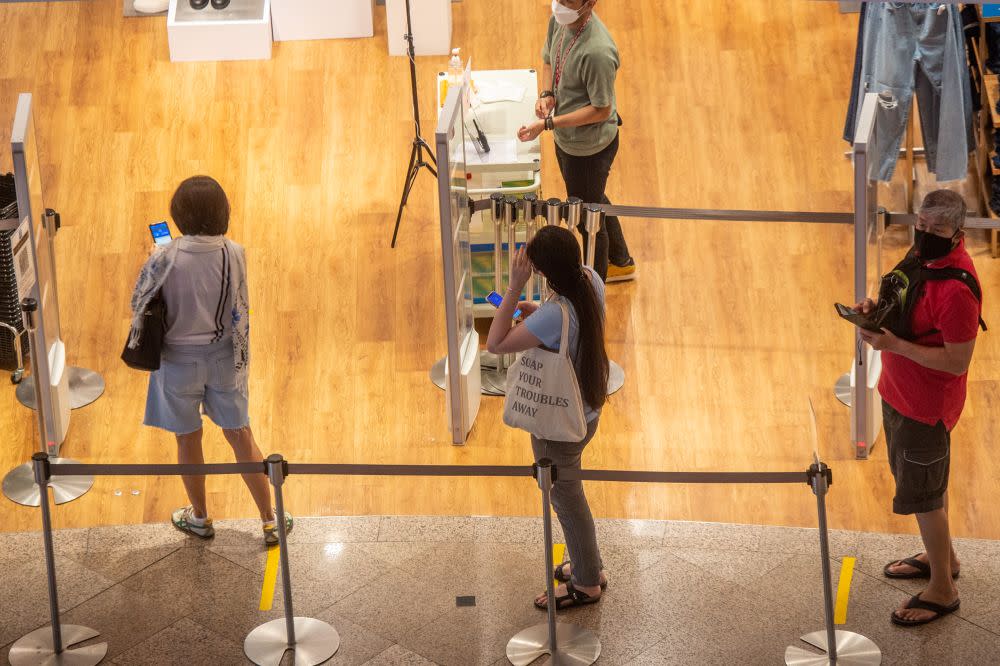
[503,301,587,441]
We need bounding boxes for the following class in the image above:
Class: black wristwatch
[539,90,554,99]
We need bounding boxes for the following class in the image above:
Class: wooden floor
[2,1,998,540]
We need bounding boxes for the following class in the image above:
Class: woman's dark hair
[526,226,608,410]
[170,176,230,236]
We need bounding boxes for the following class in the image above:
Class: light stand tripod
[390,0,438,248]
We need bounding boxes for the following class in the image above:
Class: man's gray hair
[919,189,967,231]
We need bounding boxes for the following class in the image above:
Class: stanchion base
[8,624,107,666]
[16,367,106,410]
[244,617,340,666]
[506,622,601,666]
[430,353,507,396]
[2,458,94,506]
[785,630,881,665]
[834,372,852,407]
[608,360,625,395]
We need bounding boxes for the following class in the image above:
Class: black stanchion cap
[21,298,37,313]
[32,452,49,462]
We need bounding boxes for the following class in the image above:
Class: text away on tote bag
[503,301,587,441]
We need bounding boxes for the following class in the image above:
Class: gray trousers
[531,417,603,587]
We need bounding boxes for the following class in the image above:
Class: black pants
[554,132,631,281]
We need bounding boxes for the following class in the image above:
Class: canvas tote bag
[503,301,587,441]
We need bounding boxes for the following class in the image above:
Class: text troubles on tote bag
[503,301,587,441]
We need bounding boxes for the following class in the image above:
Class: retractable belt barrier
[12,452,875,666]
[471,196,1000,230]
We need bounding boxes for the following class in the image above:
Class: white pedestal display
[168,0,273,62]
[385,0,451,56]
[271,0,374,41]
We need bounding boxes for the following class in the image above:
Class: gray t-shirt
[542,14,620,156]
[523,267,606,422]
[161,236,233,346]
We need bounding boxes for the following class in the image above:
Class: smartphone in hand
[835,302,883,333]
[149,221,172,247]
[487,290,522,320]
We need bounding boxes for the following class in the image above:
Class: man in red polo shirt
[854,190,981,627]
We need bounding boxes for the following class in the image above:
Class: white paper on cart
[464,139,518,165]
[475,82,526,104]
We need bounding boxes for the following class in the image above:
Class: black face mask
[914,229,957,261]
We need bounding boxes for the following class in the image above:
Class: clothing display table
[271,0,374,42]
[167,0,272,62]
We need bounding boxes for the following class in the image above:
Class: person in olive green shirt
[517,0,635,282]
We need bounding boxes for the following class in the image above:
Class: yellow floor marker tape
[259,545,280,611]
[834,556,857,625]
[553,543,566,587]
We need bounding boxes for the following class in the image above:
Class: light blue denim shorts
[144,339,249,435]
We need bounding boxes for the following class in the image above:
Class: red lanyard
[552,17,591,94]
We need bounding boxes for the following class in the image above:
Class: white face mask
[552,0,587,26]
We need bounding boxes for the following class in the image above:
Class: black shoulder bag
[121,291,166,371]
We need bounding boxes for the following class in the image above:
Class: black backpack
[877,253,987,341]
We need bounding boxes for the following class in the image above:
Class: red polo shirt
[879,239,981,430]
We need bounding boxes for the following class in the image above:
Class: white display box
[168,0,272,62]
[385,0,451,56]
[272,0,374,42]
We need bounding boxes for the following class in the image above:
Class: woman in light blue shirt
[487,225,609,610]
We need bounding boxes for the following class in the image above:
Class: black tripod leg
[391,144,421,248]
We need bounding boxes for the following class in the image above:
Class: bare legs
[177,429,208,518]
[222,426,274,522]
[175,425,273,522]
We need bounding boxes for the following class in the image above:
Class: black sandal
[891,594,960,627]
[534,580,602,611]
[883,554,960,580]
[553,561,608,590]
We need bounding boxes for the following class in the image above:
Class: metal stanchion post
[565,197,582,237]
[523,194,537,304]
[507,460,601,666]
[502,196,519,371]
[3,298,93,507]
[244,455,340,666]
[785,460,880,666]
[0,320,26,384]
[583,206,602,270]
[8,453,107,666]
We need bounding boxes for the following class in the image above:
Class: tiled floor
[2,517,999,665]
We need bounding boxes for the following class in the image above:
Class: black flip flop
[891,594,960,627]
[553,562,608,590]
[534,580,602,611]
[883,554,960,580]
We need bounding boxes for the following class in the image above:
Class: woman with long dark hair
[487,225,609,609]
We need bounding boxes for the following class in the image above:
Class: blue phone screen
[487,291,522,319]
[149,222,172,246]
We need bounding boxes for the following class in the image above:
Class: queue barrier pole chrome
[244,454,341,666]
[523,194,538,305]
[784,459,881,666]
[39,458,878,664]
[7,453,107,666]
[3,298,93,507]
[507,459,601,666]
[0,320,26,384]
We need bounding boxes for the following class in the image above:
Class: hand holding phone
[149,221,172,247]
[835,302,883,333]
[487,290,522,319]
